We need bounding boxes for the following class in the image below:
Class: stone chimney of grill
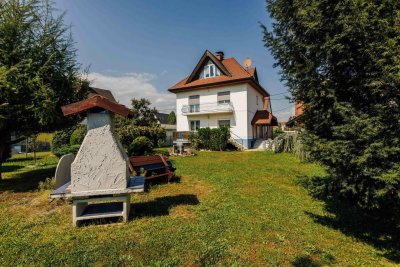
[216,51,224,61]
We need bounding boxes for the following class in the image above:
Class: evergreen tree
[263,0,400,215]
[0,0,89,180]
[168,111,176,125]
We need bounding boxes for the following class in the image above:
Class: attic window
[199,60,220,79]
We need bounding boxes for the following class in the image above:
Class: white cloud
[88,72,176,113]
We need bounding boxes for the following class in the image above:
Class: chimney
[295,101,304,116]
[216,51,224,61]
[263,96,270,111]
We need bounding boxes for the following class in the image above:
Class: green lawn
[0,151,397,266]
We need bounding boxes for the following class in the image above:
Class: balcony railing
[181,102,234,115]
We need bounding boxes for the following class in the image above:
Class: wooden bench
[129,155,175,182]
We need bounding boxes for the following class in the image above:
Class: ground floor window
[218,120,230,128]
[190,120,200,131]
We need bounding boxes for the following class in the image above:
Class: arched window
[199,60,221,79]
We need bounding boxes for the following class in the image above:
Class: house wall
[176,83,250,146]
[246,84,268,147]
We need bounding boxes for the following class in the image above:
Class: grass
[0,151,398,266]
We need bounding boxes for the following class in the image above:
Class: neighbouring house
[168,50,278,150]
[156,113,176,146]
[286,101,304,128]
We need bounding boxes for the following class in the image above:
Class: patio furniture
[129,155,175,182]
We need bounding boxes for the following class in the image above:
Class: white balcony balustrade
[181,102,234,115]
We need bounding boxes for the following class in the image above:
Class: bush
[128,136,154,156]
[272,132,310,161]
[52,144,81,158]
[52,127,75,152]
[116,125,166,149]
[189,127,230,151]
[70,125,86,145]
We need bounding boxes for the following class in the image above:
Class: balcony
[181,102,234,116]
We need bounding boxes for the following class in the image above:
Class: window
[199,60,221,79]
[218,120,230,128]
[190,120,200,131]
[189,95,200,112]
[256,95,259,106]
[217,91,230,104]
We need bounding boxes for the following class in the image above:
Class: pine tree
[168,111,176,125]
[0,0,89,180]
[263,0,400,215]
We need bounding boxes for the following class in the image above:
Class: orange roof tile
[168,52,269,97]
[251,111,278,126]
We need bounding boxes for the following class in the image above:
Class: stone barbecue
[51,91,145,226]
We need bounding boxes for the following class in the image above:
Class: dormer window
[199,60,221,79]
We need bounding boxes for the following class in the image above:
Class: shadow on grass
[0,166,56,193]
[131,194,199,218]
[292,255,321,267]
[1,164,24,173]
[301,176,400,263]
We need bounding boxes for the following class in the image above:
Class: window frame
[217,91,231,105]
[218,119,231,128]
[190,120,201,131]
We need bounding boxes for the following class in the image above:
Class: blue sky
[54,0,294,120]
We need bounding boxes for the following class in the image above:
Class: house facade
[168,50,277,149]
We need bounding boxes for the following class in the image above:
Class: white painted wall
[176,83,250,139]
[246,84,267,139]
[174,82,268,148]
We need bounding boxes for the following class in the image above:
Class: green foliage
[51,127,75,152]
[273,132,310,161]
[52,144,80,158]
[189,127,230,151]
[38,177,55,191]
[273,127,284,138]
[116,123,166,149]
[130,98,159,126]
[69,125,87,145]
[167,111,176,124]
[128,136,154,156]
[263,0,400,216]
[0,0,88,171]
[115,98,166,149]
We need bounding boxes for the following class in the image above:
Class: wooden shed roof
[61,95,131,117]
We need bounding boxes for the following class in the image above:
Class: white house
[168,50,277,149]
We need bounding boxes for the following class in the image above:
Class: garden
[0,151,398,266]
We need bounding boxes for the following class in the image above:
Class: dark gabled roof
[156,113,169,124]
[168,50,269,97]
[88,87,117,102]
[61,95,131,117]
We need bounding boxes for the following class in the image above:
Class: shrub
[38,177,55,191]
[51,127,75,152]
[116,125,166,149]
[70,125,86,145]
[190,127,230,151]
[128,136,154,156]
[52,144,81,158]
[272,132,310,161]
